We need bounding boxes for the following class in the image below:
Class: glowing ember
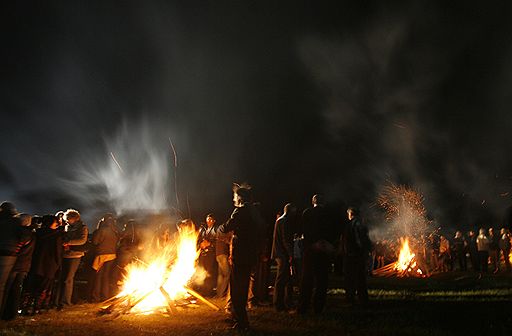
[111,223,201,313]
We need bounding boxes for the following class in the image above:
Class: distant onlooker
[467,230,479,272]
[452,231,467,271]
[438,235,451,272]
[499,228,511,272]
[476,228,489,275]
[488,228,500,273]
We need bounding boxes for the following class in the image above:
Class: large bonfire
[101,220,218,315]
[374,183,431,277]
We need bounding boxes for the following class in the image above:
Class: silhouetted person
[488,228,500,273]
[0,202,26,317]
[438,235,450,272]
[2,214,34,319]
[217,184,265,332]
[25,215,63,315]
[91,214,119,302]
[499,228,511,272]
[452,231,467,271]
[467,230,479,272]
[339,207,372,306]
[271,203,296,311]
[297,194,336,315]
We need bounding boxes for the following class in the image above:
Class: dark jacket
[31,227,64,278]
[0,214,23,255]
[218,203,265,266]
[12,228,36,273]
[271,214,294,260]
[301,205,336,248]
[92,224,119,255]
[63,221,88,258]
[339,217,372,257]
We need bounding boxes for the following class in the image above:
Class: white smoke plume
[66,120,173,215]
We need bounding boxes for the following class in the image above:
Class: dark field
[1,273,511,336]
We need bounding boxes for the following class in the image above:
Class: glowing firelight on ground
[113,223,201,313]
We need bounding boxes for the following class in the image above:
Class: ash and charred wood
[159,286,178,314]
[123,291,153,314]
[184,286,220,311]
[99,293,133,314]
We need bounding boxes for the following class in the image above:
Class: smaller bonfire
[374,238,425,277]
[373,183,431,278]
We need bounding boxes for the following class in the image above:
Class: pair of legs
[343,255,368,305]
[273,257,293,311]
[58,258,81,306]
[298,249,330,314]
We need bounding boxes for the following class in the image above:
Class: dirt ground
[1,273,511,336]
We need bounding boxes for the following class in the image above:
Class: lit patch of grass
[328,288,512,301]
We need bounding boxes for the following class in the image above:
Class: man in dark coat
[339,207,372,305]
[452,231,467,271]
[271,203,296,311]
[216,184,264,332]
[467,230,479,272]
[297,194,336,315]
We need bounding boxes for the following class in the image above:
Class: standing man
[271,203,296,312]
[297,194,335,315]
[488,228,500,273]
[217,184,264,332]
[197,214,218,297]
[339,207,372,306]
[57,209,88,308]
[452,231,467,271]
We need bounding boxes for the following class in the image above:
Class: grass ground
[1,272,511,336]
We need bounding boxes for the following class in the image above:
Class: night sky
[2,1,512,231]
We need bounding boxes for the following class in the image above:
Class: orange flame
[116,224,200,313]
[395,238,423,276]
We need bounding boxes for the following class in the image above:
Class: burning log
[184,286,220,311]
[159,286,178,314]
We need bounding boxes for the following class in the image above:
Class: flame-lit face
[206,215,216,227]
[233,192,243,207]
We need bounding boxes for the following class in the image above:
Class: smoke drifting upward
[66,121,172,215]
[297,2,512,228]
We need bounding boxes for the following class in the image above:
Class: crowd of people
[371,228,512,276]
[0,185,375,333]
